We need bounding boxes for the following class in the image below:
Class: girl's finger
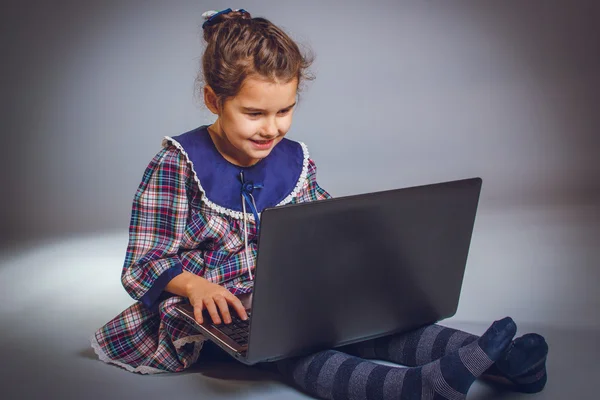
[203,298,221,325]
[214,295,232,324]
[193,302,204,324]
[225,293,249,321]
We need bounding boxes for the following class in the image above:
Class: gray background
[0,2,598,397]
[2,0,599,326]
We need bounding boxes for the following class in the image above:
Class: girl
[91,8,548,399]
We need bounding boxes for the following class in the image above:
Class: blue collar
[167,125,305,215]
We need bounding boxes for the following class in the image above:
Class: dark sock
[483,333,549,393]
[341,320,548,393]
[275,317,516,400]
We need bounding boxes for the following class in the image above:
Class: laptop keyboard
[212,313,251,346]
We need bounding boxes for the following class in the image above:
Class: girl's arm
[120,147,187,310]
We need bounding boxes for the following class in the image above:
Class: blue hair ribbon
[202,8,248,29]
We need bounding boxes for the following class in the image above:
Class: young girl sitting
[91,8,548,399]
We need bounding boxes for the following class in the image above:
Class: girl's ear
[203,85,220,115]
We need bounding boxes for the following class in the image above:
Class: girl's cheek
[228,115,255,134]
[237,119,257,134]
[279,115,294,132]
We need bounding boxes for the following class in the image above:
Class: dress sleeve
[120,146,190,310]
[296,158,333,202]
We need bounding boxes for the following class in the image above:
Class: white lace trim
[162,136,310,220]
[90,334,167,375]
[277,142,310,206]
[173,334,206,350]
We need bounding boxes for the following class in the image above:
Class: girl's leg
[275,317,516,400]
[339,322,548,393]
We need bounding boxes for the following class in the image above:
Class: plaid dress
[91,126,331,374]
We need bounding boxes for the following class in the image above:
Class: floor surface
[0,233,595,399]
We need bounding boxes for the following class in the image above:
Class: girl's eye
[246,109,291,117]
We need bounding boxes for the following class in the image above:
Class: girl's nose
[260,118,279,138]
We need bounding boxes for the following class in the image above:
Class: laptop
[174,177,482,365]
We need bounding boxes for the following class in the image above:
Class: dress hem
[89,334,205,374]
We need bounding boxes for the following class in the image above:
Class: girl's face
[205,76,298,167]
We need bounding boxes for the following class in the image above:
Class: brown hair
[198,10,314,107]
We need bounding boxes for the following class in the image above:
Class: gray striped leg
[275,317,516,400]
[340,321,548,393]
[340,324,478,367]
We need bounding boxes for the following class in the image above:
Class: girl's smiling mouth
[250,139,275,149]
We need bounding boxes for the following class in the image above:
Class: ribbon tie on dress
[239,171,263,280]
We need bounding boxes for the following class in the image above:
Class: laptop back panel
[245,178,482,364]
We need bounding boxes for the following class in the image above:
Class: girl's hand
[185,276,248,325]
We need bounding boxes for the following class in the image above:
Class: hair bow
[202,8,248,29]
